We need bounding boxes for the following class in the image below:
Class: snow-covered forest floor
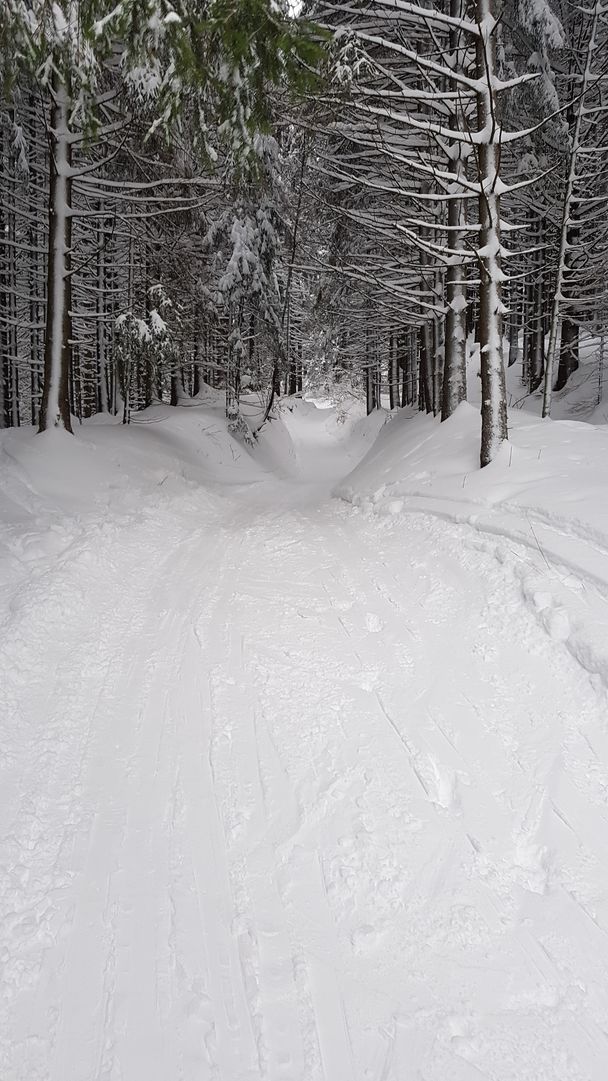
[2,386,608,1081]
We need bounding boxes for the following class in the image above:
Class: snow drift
[338,401,608,693]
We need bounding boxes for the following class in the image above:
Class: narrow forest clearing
[2,400,608,1081]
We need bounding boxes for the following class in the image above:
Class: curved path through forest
[2,407,608,1081]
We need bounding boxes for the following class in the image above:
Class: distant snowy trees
[1,0,607,467]
[296,0,608,463]
[542,0,608,415]
[0,0,320,431]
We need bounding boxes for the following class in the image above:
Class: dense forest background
[1,0,607,465]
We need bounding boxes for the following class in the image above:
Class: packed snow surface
[2,395,608,1081]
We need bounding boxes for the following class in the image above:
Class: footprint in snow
[365,613,384,634]
[351,923,382,954]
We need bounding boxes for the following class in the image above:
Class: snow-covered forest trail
[2,407,608,1081]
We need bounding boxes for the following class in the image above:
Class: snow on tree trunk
[97,214,109,414]
[39,74,72,433]
[442,0,470,420]
[442,155,468,419]
[476,0,508,467]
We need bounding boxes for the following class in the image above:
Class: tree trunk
[170,372,183,406]
[365,365,375,414]
[6,135,19,428]
[534,275,545,388]
[442,0,468,421]
[508,282,519,368]
[555,316,579,390]
[388,335,395,410]
[476,0,508,466]
[97,214,110,413]
[397,334,408,407]
[296,339,303,392]
[442,213,468,418]
[542,1,600,416]
[419,324,433,413]
[432,315,444,416]
[528,282,544,393]
[288,354,297,396]
[409,328,418,405]
[39,73,73,433]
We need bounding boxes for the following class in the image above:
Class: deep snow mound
[0,401,294,520]
[0,401,301,617]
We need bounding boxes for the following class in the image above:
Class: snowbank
[0,401,301,653]
[0,400,293,521]
[338,403,608,693]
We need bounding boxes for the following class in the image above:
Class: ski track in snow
[2,417,608,1080]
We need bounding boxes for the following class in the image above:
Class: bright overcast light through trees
[1,2,608,1078]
